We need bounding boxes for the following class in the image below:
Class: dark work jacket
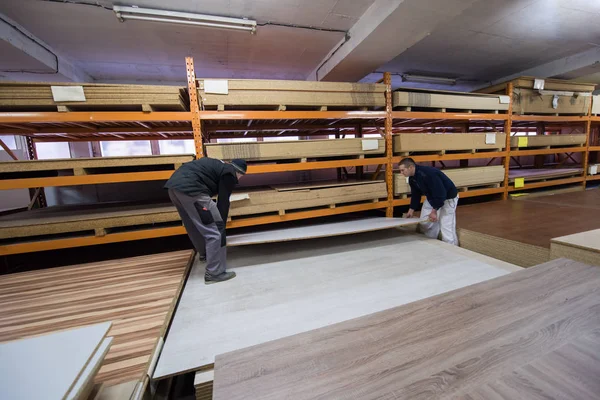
[165,157,239,221]
[408,165,458,211]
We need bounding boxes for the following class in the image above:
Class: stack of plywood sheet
[393,166,505,195]
[205,138,384,161]
[197,79,385,110]
[393,88,510,112]
[229,180,387,217]
[194,371,214,400]
[393,132,506,154]
[510,134,586,148]
[0,322,113,400]
[0,82,188,112]
[478,77,595,115]
[508,168,583,183]
[551,229,600,266]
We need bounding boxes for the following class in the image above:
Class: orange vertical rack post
[186,57,203,158]
[384,72,394,217]
[502,82,513,200]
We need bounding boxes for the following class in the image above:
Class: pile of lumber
[230,180,386,217]
[508,168,583,183]
[0,82,188,112]
[393,132,506,154]
[197,79,385,110]
[510,134,586,148]
[393,88,509,112]
[551,229,600,266]
[0,322,113,400]
[478,77,595,115]
[205,138,384,161]
[393,166,505,195]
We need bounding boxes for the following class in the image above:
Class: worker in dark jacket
[400,158,459,245]
[165,157,247,284]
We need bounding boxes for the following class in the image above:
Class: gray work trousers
[168,189,227,276]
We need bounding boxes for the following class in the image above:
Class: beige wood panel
[552,228,600,251]
[205,138,384,161]
[478,76,596,94]
[0,251,192,386]
[200,91,384,107]
[393,133,506,153]
[394,166,505,195]
[512,88,591,114]
[593,95,600,115]
[550,229,600,266]
[508,168,583,183]
[272,179,384,192]
[198,79,385,93]
[213,258,599,400]
[0,155,193,173]
[393,91,509,111]
[510,134,586,147]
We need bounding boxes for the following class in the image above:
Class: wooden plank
[153,230,520,379]
[271,179,385,192]
[0,322,111,400]
[508,168,583,183]
[393,90,509,111]
[0,251,192,386]
[213,259,600,400]
[200,91,385,107]
[478,76,597,94]
[197,79,386,93]
[512,88,591,115]
[205,138,384,161]
[550,229,600,266]
[394,166,505,195]
[394,133,506,153]
[509,134,586,148]
[66,337,113,400]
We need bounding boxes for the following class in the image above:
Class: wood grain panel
[213,259,600,400]
[0,250,192,386]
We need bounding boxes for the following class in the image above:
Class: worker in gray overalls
[165,157,247,284]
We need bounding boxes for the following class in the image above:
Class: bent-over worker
[400,157,459,245]
[165,157,247,284]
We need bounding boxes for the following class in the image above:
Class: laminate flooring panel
[153,230,520,379]
[213,259,600,400]
[0,322,111,400]
[227,217,421,246]
[0,251,192,386]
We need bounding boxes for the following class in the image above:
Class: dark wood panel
[213,259,600,400]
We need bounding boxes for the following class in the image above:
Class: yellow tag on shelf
[517,137,528,147]
[515,177,525,188]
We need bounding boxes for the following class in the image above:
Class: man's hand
[406,209,415,218]
[428,209,438,222]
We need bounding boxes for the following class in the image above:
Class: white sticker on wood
[362,139,379,151]
[533,79,545,90]
[204,80,229,95]
[498,95,510,104]
[51,86,86,102]
[589,165,598,175]
[485,133,496,145]
[230,193,250,202]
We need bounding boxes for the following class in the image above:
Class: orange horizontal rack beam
[507,176,584,192]
[587,174,600,181]
[0,171,174,190]
[589,146,600,151]
[392,186,505,207]
[392,111,508,120]
[510,147,587,157]
[392,151,507,163]
[590,116,600,122]
[198,110,387,120]
[247,157,388,174]
[0,111,193,123]
[512,115,589,122]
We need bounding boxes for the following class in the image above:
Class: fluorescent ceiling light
[402,74,456,85]
[113,6,257,33]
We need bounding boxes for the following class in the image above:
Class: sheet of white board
[154,231,520,379]
[0,322,111,400]
[227,217,421,246]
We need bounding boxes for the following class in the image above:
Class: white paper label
[589,165,598,175]
[203,79,229,94]
[361,139,379,151]
[51,86,86,102]
[485,133,496,145]
[406,177,410,184]
[230,193,250,202]
[498,95,510,104]
[533,79,545,90]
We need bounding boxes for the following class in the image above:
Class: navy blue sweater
[408,165,458,210]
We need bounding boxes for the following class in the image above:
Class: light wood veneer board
[550,229,600,266]
[478,76,597,93]
[511,88,591,114]
[0,322,111,400]
[393,133,506,153]
[509,134,586,147]
[394,166,504,195]
[0,155,193,174]
[271,179,385,191]
[205,138,384,161]
[153,230,520,379]
[212,258,600,400]
[457,190,600,249]
[97,380,138,400]
[0,202,179,239]
[508,168,583,182]
[0,251,193,386]
[393,90,509,111]
[67,337,113,400]
[228,217,421,246]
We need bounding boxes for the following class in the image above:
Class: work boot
[205,271,236,285]
[198,254,207,262]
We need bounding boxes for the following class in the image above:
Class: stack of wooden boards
[197,79,386,110]
[509,134,586,148]
[551,228,600,266]
[211,258,600,400]
[229,180,387,218]
[478,76,595,115]
[0,322,112,400]
[508,168,583,184]
[393,132,505,154]
[393,88,510,112]
[394,166,504,195]
[205,138,384,161]
[0,82,188,112]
